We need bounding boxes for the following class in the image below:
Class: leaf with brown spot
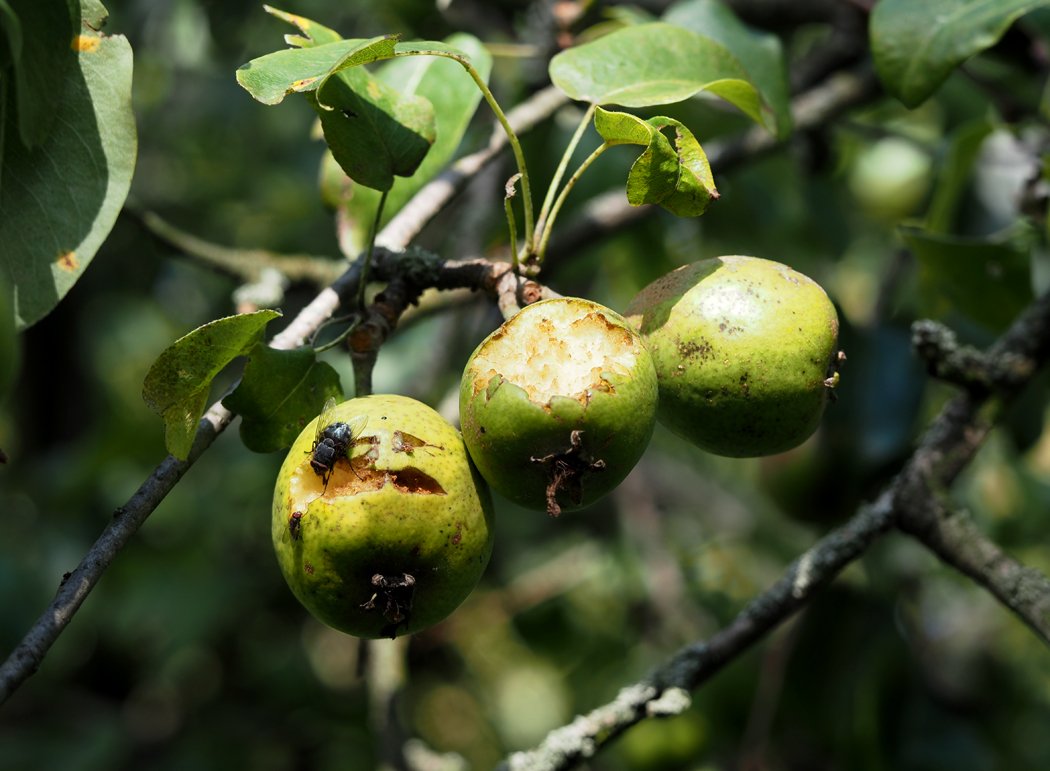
[0,0,136,330]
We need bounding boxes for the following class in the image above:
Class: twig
[134,209,344,287]
[895,290,1050,642]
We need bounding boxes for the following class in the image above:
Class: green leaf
[313,67,435,192]
[663,0,791,138]
[236,36,397,106]
[549,22,766,129]
[595,107,718,217]
[7,0,77,149]
[871,0,1050,108]
[263,5,342,47]
[902,225,1034,332]
[143,311,282,460]
[0,5,136,330]
[340,33,492,248]
[223,344,343,453]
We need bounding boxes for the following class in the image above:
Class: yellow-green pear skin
[625,256,840,457]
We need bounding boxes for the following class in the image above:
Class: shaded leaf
[549,22,767,129]
[223,344,343,453]
[903,224,1034,332]
[314,67,435,192]
[664,0,791,138]
[871,0,1050,107]
[143,311,281,459]
[0,4,136,330]
[342,33,492,246]
[0,1,22,76]
[595,107,717,216]
[7,0,76,148]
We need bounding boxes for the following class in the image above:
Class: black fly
[309,397,366,489]
[287,510,303,542]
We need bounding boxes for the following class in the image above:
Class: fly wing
[314,396,338,447]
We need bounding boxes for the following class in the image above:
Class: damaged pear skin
[460,297,658,515]
[272,394,494,639]
[625,256,841,458]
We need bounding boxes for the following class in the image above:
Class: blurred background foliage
[4,0,1050,769]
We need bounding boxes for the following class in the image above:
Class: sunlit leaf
[142,311,281,459]
[871,0,1050,107]
[0,1,136,330]
[903,224,1034,332]
[549,22,767,129]
[595,107,718,216]
[223,344,343,453]
[236,36,397,106]
[663,0,791,138]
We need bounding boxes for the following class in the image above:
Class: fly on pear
[309,397,366,489]
[287,510,303,542]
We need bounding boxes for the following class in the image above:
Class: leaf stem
[535,143,608,266]
[535,103,595,247]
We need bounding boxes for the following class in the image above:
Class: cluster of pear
[271,256,840,638]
